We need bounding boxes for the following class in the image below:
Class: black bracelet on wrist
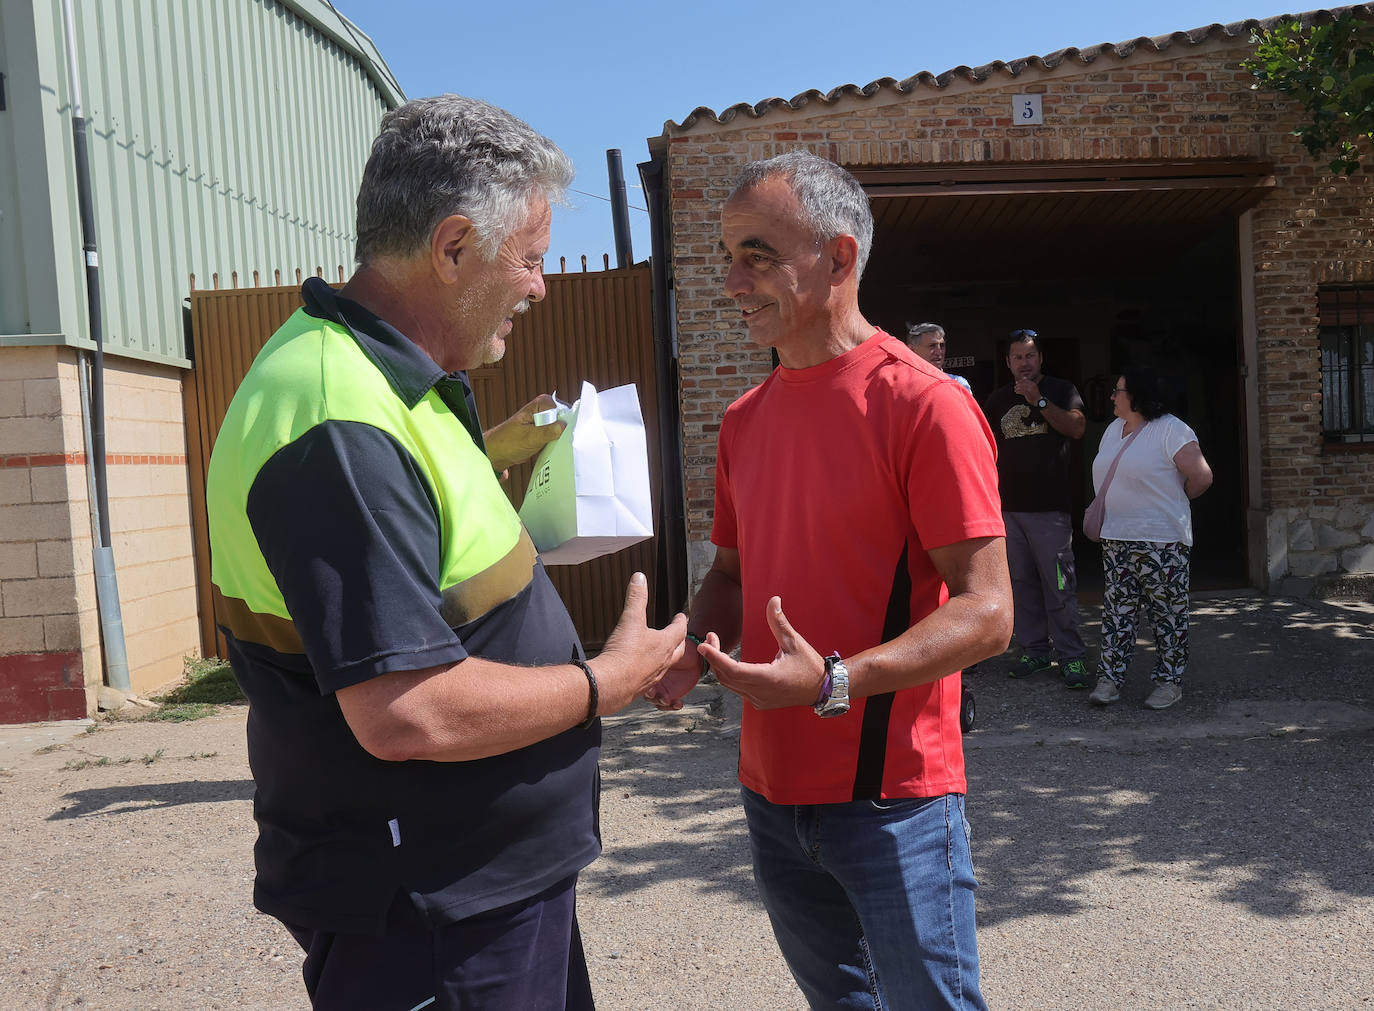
[571,657,598,730]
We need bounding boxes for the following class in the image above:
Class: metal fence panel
[185,264,659,656]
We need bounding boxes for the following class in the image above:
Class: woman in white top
[1087,367,1213,710]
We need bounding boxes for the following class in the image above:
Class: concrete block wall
[0,348,93,720]
[0,347,199,721]
[664,34,1374,594]
[100,360,201,694]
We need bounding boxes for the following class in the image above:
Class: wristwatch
[1036,396,1048,409]
[814,653,851,718]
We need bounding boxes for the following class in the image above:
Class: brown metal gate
[183,265,661,658]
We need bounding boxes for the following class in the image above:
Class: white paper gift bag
[518,381,653,564]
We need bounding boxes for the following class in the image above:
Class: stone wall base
[1277,571,1374,602]
[1264,504,1374,598]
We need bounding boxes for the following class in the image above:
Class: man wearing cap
[982,329,1089,687]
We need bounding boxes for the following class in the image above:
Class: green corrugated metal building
[1,0,402,363]
[0,0,404,720]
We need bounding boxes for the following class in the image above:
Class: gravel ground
[2,593,1372,1010]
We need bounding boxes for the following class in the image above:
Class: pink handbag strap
[1097,423,1143,498]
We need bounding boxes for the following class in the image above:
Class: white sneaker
[1089,678,1120,705]
[1144,682,1183,710]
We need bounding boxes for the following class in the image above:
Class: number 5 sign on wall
[1013,94,1043,125]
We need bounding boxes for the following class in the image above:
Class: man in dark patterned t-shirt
[982,329,1089,688]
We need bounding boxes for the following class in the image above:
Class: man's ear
[431,213,478,283]
[828,234,860,287]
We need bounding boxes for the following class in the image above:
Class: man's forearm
[1040,402,1086,440]
[337,657,598,764]
[843,536,1012,699]
[689,567,744,653]
[846,589,1010,698]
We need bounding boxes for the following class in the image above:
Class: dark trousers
[282,876,594,1010]
[1003,509,1085,660]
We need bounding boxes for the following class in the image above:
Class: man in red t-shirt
[649,152,1011,1009]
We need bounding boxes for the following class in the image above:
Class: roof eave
[278,0,406,109]
[657,4,1374,139]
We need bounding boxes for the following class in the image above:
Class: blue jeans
[742,787,986,1010]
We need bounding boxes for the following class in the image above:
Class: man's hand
[1014,381,1085,439]
[1013,377,1042,406]
[646,633,719,711]
[594,573,688,715]
[484,393,565,478]
[698,596,826,710]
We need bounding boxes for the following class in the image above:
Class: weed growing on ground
[144,703,220,723]
[60,748,213,771]
[62,755,131,771]
[146,657,244,722]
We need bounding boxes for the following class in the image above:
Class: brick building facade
[653,7,1374,598]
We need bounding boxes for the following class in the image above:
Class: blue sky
[330,0,1297,271]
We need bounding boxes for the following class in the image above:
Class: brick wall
[0,347,199,721]
[664,33,1374,594]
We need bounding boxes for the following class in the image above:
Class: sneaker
[1144,681,1183,710]
[1062,659,1090,689]
[1089,678,1121,705]
[1008,654,1053,679]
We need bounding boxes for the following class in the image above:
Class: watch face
[1037,397,1047,409]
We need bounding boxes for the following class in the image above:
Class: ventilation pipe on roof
[61,0,130,694]
[607,149,634,268]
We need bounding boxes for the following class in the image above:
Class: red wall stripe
[0,453,188,468]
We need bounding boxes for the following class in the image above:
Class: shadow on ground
[588,596,1374,931]
[49,778,255,820]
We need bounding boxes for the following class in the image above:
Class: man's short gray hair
[729,151,874,278]
[354,94,573,264]
[905,322,945,342]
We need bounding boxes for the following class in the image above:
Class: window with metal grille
[1317,287,1374,444]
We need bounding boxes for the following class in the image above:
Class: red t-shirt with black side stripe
[712,331,1003,804]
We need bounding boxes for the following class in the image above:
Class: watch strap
[815,668,834,706]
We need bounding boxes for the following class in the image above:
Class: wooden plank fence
[183,264,661,658]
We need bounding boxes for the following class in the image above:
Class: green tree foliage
[1244,12,1374,175]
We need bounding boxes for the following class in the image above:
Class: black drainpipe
[62,0,130,692]
[638,151,687,623]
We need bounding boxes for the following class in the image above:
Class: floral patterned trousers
[1097,539,1191,685]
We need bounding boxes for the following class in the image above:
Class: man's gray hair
[354,94,573,264]
[730,151,874,278]
[905,322,945,342]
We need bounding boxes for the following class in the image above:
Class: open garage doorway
[857,161,1272,592]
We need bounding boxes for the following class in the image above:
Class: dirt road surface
[2,594,1372,1009]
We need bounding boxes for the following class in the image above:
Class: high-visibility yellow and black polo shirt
[206,277,597,935]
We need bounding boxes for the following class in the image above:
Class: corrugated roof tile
[663,4,1373,133]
